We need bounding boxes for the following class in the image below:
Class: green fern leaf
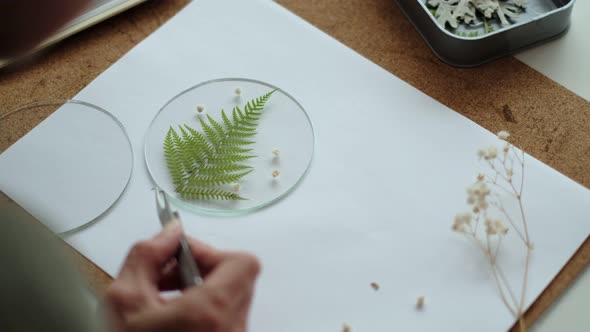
[206,114,226,137]
[183,125,214,158]
[163,89,276,201]
[164,127,185,186]
[179,187,245,201]
[198,163,253,175]
[221,110,233,129]
[199,117,221,148]
[187,170,253,187]
[209,154,256,163]
[180,128,209,167]
[217,146,254,155]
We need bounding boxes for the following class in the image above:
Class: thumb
[119,221,184,283]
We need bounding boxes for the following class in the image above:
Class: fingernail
[163,219,182,235]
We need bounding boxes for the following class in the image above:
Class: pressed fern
[164,89,276,200]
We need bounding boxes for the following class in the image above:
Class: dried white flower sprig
[452,131,531,331]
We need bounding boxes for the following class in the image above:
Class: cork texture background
[0,0,588,329]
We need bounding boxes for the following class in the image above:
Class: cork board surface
[0,0,588,329]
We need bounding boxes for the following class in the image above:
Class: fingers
[127,259,259,332]
[186,237,225,272]
[204,253,261,298]
[125,292,223,332]
[119,221,184,283]
[159,238,260,292]
[157,260,181,291]
[183,252,260,318]
[107,222,185,313]
[162,253,260,331]
[155,237,221,291]
[186,237,261,299]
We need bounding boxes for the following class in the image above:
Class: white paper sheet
[1,1,589,331]
[516,0,590,101]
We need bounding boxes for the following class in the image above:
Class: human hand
[105,221,261,332]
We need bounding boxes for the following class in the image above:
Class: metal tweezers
[155,189,203,288]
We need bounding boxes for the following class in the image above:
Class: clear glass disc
[0,100,133,234]
[144,78,315,215]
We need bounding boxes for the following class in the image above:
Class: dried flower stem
[490,262,517,316]
[491,198,526,245]
[453,133,531,331]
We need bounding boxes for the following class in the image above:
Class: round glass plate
[145,78,314,215]
[0,100,133,234]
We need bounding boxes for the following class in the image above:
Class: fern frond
[164,127,185,186]
[163,89,277,201]
[222,138,256,147]
[186,170,253,187]
[184,125,214,159]
[217,146,254,155]
[180,128,210,167]
[177,126,197,171]
[227,130,257,138]
[179,187,245,200]
[235,106,245,120]
[199,117,221,148]
[206,114,226,137]
[221,110,233,129]
[198,163,253,175]
[209,154,256,163]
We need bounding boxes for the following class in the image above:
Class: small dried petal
[495,219,508,235]
[477,173,486,182]
[473,186,481,196]
[234,87,242,95]
[272,148,281,157]
[231,183,240,192]
[479,146,498,160]
[485,219,496,235]
[342,323,351,332]
[477,148,486,159]
[452,213,472,232]
[485,218,508,235]
[497,130,510,140]
[370,282,380,291]
[471,182,490,197]
[196,104,205,113]
[487,146,498,159]
[272,170,280,178]
[477,199,489,210]
[416,296,425,309]
[452,223,465,232]
[462,213,472,224]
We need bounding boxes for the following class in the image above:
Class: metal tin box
[396,0,575,67]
